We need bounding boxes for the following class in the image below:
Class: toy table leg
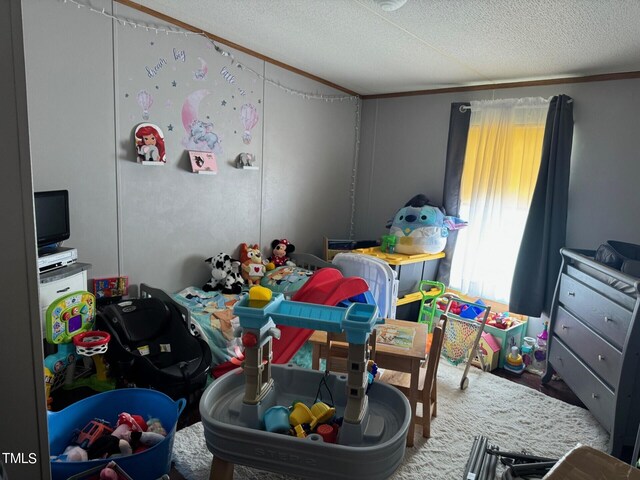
[210,456,234,480]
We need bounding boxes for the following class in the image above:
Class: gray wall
[356,79,640,250]
[0,1,50,478]
[23,0,358,294]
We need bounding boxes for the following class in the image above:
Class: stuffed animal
[388,194,467,255]
[203,253,245,294]
[239,243,266,286]
[267,239,296,270]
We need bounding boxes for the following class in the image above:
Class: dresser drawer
[553,307,622,390]
[559,274,632,349]
[549,338,614,432]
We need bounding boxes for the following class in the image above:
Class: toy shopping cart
[438,294,491,390]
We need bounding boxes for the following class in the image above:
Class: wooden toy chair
[380,315,448,442]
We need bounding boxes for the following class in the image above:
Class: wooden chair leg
[431,383,437,418]
[211,456,234,480]
[422,383,432,439]
[406,396,416,447]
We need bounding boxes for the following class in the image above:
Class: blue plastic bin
[48,388,185,480]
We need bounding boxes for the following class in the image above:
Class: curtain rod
[459,97,572,113]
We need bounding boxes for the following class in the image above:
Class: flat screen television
[34,190,70,250]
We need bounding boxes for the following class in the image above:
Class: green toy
[417,280,446,332]
[380,234,397,253]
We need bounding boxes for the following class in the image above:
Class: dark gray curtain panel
[509,95,574,316]
[436,102,471,286]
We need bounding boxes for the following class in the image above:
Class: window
[449,98,549,303]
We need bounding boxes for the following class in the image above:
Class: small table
[309,318,428,447]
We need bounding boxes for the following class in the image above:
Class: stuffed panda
[203,253,245,294]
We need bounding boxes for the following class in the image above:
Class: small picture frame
[134,123,166,165]
[189,151,218,175]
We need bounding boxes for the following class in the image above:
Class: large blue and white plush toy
[388,194,467,255]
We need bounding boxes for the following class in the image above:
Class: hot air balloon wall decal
[240,103,259,145]
[136,90,154,121]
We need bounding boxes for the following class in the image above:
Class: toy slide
[273,268,369,365]
[211,269,369,377]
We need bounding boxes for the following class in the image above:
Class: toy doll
[267,239,296,269]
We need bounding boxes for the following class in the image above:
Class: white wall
[23,0,358,293]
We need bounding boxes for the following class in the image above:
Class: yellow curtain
[450,98,548,303]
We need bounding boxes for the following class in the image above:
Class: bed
[542,247,640,458]
[168,252,333,377]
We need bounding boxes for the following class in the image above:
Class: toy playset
[199,286,411,479]
[44,291,114,406]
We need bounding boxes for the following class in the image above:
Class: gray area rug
[172,361,609,479]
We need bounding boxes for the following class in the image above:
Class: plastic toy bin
[48,388,186,480]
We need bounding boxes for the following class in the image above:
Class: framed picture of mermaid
[134,123,166,165]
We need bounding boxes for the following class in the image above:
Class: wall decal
[220,66,236,85]
[240,104,259,145]
[173,48,186,62]
[194,57,209,80]
[145,57,167,78]
[136,89,154,120]
[135,123,166,164]
[181,89,222,153]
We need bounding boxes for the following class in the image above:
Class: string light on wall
[61,0,363,239]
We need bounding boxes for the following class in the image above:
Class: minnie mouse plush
[268,239,296,269]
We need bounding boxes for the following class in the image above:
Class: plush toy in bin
[267,238,296,270]
[203,253,245,294]
[387,194,467,255]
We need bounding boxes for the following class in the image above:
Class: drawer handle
[604,316,612,323]
[567,291,576,297]
[592,393,599,399]
[56,286,71,294]
[598,354,605,361]
[561,325,568,330]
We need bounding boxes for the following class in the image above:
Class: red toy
[74,419,114,450]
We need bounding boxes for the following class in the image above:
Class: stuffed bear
[203,253,245,294]
[267,239,296,270]
[239,243,266,286]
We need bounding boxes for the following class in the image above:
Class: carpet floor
[171,361,609,479]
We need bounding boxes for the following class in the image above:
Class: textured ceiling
[132,0,640,95]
